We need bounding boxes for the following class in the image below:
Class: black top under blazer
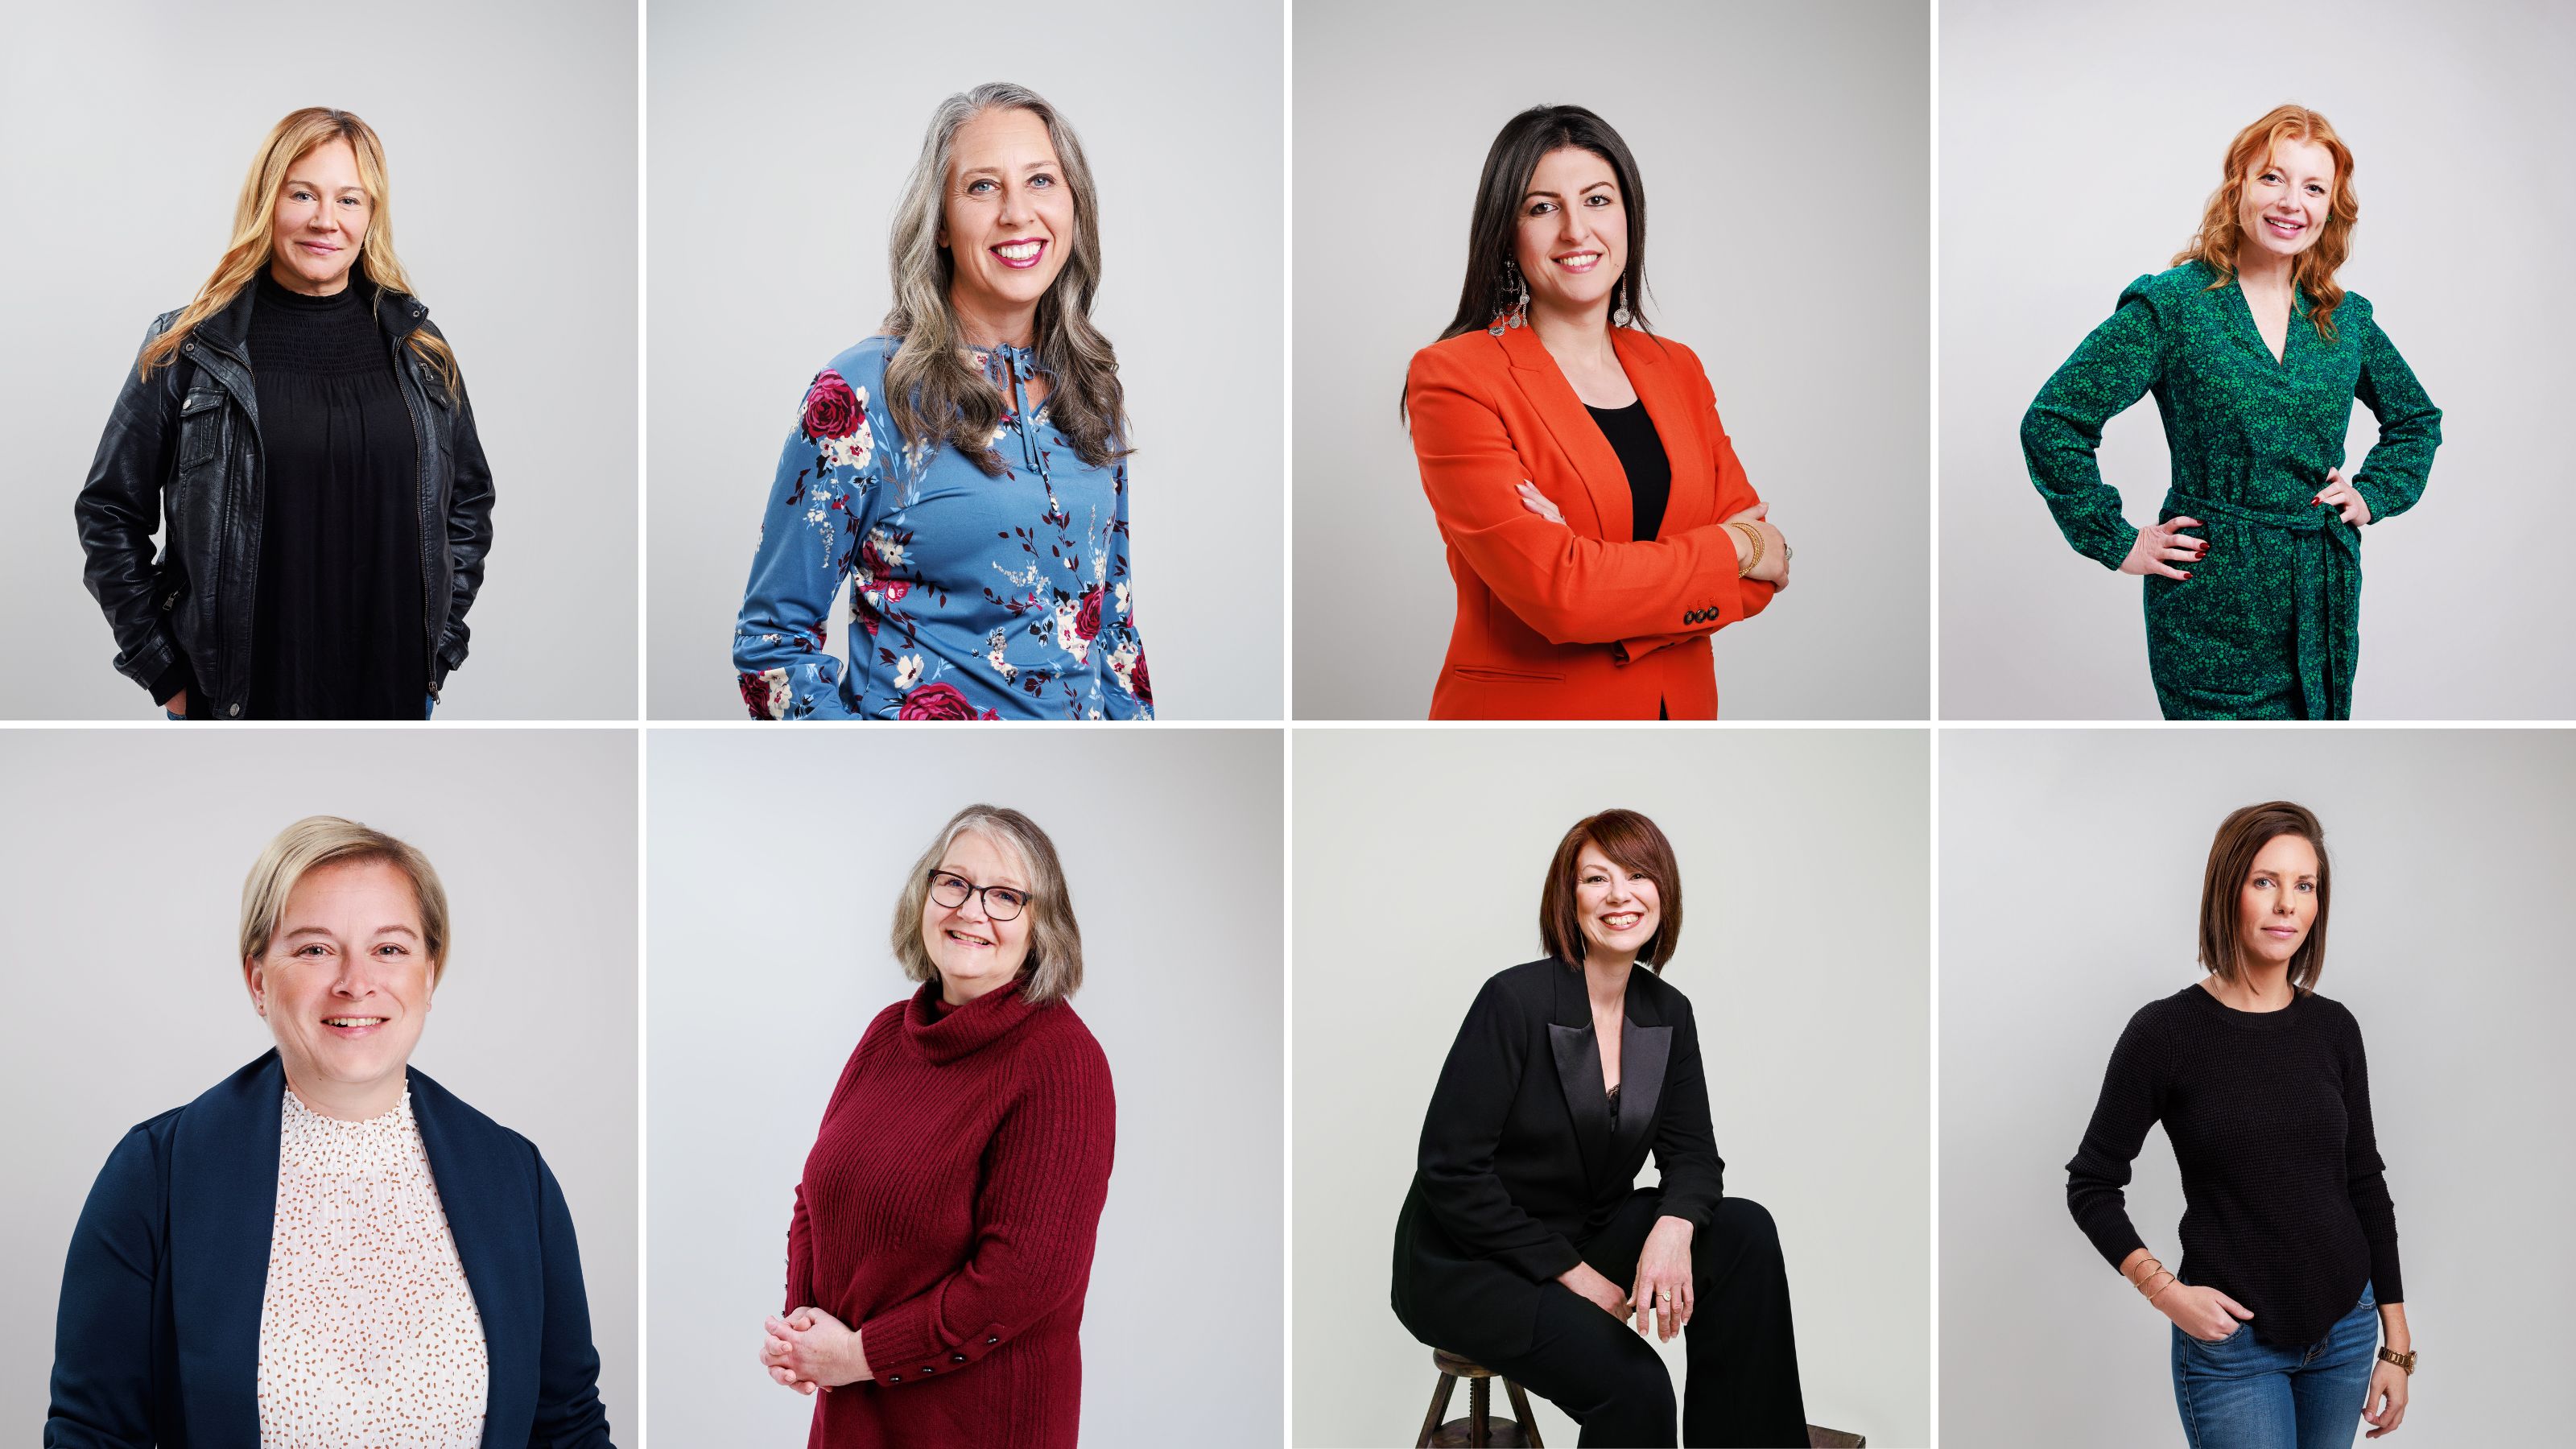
[1390,957,1726,1364]
[46,1051,613,1449]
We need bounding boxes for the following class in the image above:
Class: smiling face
[938,106,1075,336]
[267,137,371,295]
[2235,832,2320,976]
[2235,135,2334,262]
[1571,841,1662,965]
[244,857,434,1117]
[1513,147,1629,318]
[919,829,1035,1005]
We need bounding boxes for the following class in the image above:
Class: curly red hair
[2173,105,2359,341]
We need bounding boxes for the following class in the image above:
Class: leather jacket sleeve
[73,320,184,700]
[434,327,494,685]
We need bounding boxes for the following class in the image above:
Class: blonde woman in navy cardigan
[46,818,610,1449]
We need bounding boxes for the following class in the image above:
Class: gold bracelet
[1730,521,1764,576]
[2124,1256,2166,1292]
[2146,1276,2182,1307]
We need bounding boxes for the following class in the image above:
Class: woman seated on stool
[1391,808,1808,1447]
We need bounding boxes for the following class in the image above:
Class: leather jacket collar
[188,262,430,361]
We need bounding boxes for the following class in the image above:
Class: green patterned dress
[2021,260,2442,719]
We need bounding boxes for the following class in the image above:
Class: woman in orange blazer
[1407,105,1791,720]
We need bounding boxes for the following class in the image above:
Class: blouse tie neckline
[906,976,1046,1063]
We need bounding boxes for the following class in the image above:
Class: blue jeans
[2173,1283,2377,1449]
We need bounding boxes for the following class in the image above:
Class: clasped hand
[761,1306,869,1395]
[1554,1216,1696,1344]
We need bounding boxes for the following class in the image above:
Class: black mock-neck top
[245,269,424,720]
[2066,983,2403,1345]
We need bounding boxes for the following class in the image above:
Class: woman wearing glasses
[755,805,1116,1449]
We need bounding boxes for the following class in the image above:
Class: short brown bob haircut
[2198,800,2330,993]
[890,804,1084,1004]
[1539,808,1682,972]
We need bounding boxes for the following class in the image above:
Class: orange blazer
[1406,324,1776,719]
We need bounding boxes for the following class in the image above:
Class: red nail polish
[2181,572,2193,580]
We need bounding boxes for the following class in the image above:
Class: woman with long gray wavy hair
[733,82,1152,720]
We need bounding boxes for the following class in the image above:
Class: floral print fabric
[2021,261,2441,719]
[734,336,1152,720]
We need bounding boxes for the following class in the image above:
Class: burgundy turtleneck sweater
[786,979,1115,1448]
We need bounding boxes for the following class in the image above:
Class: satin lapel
[1616,332,1707,539]
[410,1067,531,1447]
[1499,324,1633,542]
[167,1052,284,1449]
[1616,1015,1673,1165]
[1545,961,1612,1185]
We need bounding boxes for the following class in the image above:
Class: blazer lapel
[1544,960,1613,1186]
[1614,1011,1673,1165]
[1498,325,1633,542]
[410,1067,532,1449]
[1616,331,1711,539]
[168,1051,284,1449]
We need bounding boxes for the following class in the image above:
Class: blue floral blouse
[733,336,1151,719]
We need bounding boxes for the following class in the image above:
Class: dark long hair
[1403,105,1656,419]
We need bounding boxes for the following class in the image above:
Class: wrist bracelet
[2377,1346,2417,1375]
[1730,521,1764,576]
[2145,1277,2182,1307]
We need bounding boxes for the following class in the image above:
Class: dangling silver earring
[1612,283,1633,330]
[1491,258,1530,336]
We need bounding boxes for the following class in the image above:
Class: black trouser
[1482,1191,1808,1447]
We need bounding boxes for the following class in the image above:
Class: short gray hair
[890,803,1083,1004]
[240,815,450,984]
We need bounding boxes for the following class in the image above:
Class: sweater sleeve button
[987,1335,1000,1344]
[952,1353,967,1363]
[889,1375,901,1383]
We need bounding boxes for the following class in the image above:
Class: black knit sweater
[2066,983,2402,1346]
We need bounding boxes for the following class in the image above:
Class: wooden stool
[1418,1348,1542,1447]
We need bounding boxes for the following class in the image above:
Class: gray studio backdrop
[0,0,638,720]
[1293,729,1930,1447]
[646,0,1282,720]
[0,729,638,1435]
[1291,0,1930,720]
[1941,729,2576,1446]
[646,728,1283,1443]
[1939,0,2576,719]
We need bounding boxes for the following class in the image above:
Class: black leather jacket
[74,275,494,716]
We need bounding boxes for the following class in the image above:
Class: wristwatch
[2376,1346,2417,1374]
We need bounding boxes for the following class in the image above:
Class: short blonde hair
[240,815,451,984]
[890,804,1083,1004]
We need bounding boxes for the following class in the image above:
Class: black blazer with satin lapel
[1390,958,1725,1363]
[46,1051,613,1449]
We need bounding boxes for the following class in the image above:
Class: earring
[1490,258,1530,336]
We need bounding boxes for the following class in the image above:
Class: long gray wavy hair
[882,82,1129,477]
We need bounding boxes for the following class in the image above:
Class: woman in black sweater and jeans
[2066,801,2414,1447]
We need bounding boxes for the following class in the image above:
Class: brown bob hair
[1539,809,1682,972]
[2198,800,2330,993]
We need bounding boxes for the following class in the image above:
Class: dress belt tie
[2164,489,2359,720]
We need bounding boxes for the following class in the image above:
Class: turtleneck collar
[904,976,1046,1063]
[257,266,367,312]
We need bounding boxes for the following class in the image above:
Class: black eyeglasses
[927,870,1028,922]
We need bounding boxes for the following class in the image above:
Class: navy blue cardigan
[46,1051,613,1448]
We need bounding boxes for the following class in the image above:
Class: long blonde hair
[2173,104,2359,341]
[140,107,458,397]
[881,83,1128,477]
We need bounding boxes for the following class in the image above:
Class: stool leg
[1468,1375,1491,1447]
[1504,1378,1544,1447]
[1416,1373,1458,1448]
